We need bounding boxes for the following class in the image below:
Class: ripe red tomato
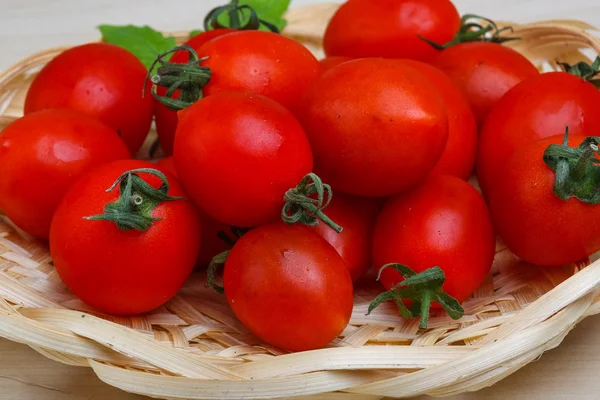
[174,91,313,228]
[319,56,353,73]
[198,30,321,111]
[155,156,232,267]
[24,43,154,154]
[477,72,600,197]
[373,174,495,303]
[50,159,201,315]
[311,193,380,282]
[432,42,539,127]
[223,223,353,351]
[323,0,460,61]
[297,58,448,197]
[398,59,477,180]
[489,134,600,266]
[0,109,130,239]
[154,29,236,156]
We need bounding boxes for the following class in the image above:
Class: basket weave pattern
[2,3,600,399]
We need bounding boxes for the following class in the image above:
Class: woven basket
[2,3,600,399]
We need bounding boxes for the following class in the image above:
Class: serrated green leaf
[241,0,291,31]
[98,24,176,71]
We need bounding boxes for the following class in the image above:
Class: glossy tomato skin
[154,29,236,156]
[477,72,600,197]
[432,42,539,127]
[319,56,353,73]
[174,91,313,228]
[24,43,154,154]
[49,160,201,315]
[0,109,130,239]
[198,30,321,112]
[297,58,448,197]
[323,0,460,61]
[311,193,380,282]
[224,223,353,351]
[373,174,495,303]
[489,134,600,266]
[398,60,477,180]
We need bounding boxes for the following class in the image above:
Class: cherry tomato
[24,43,154,154]
[489,134,600,266]
[50,160,201,315]
[398,59,477,180]
[477,72,600,197]
[223,223,353,351]
[174,91,313,228]
[311,193,380,282]
[297,58,448,197]
[323,0,460,61]
[319,56,353,73]
[432,42,539,127]
[198,30,321,111]
[155,156,178,177]
[154,29,236,156]
[0,109,130,239]
[373,174,495,303]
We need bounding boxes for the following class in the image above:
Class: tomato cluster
[1,0,599,353]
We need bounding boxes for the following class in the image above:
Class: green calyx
[420,14,519,50]
[559,56,600,87]
[144,45,211,111]
[204,0,280,33]
[543,127,600,203]
[85,168,184,231]
[206,250,230,294]
[367,264,464,330]
[281,173,343,233]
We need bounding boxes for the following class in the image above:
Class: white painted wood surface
[2,1,600,399]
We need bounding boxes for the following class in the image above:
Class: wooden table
[2,1,600,399]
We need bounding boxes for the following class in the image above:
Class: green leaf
[189,29,204,38]
[242,0,291,31]
[98,24,176,71]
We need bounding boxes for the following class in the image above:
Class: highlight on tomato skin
[222,223,354,352]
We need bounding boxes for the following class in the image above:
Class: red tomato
[297,58,448,197]
[320,56,353,73]
[154,29,236,156]
[432,42,539,127]
[223,223,353,351]
[0,110,130,239]
[155,156,178,177]
[311,193,380,282]
[373,174,495,303]
[398,59,477,180]
[155,156,232,267]
[24,43,154,154]
[477,72,600,197]
[50,160,201,315]
[323,0,460,61]
[489,134,600,266]
[197,30,321,111]
[174,91,313,228]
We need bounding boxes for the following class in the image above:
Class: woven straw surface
[1,3,600,399]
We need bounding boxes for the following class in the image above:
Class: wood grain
[2,0,600,399]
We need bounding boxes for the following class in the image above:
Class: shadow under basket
[2,3,600,399]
